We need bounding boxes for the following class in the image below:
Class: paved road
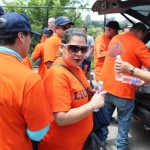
[106,112,150,150]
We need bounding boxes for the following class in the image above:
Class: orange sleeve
[31,43,42,60]
[95,35,108,59]
[135,42,150,68]
[22,78,53,131]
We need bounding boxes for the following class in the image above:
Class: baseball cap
[105,21,121,30]
[0,12,41,37]
[0,6,5,15]
[55,16,74,26]
[43,27,53,34]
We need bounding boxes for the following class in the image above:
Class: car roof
[92,0,150,26]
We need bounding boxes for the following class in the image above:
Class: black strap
[52,63,87,89]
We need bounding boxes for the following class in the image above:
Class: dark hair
[81,27,87,31]
[45,33,53,38]
[0,31,29,45]
[61,28,87,44]
[130,22,147,33]
[143,31,150,44]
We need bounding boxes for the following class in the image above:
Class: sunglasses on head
[62,44,88,54]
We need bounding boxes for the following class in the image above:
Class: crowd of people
[1,5,150,150]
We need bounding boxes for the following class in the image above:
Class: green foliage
[2,0,87,54]
[2,0,105,56]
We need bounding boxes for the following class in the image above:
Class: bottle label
[122,76,133,84]
[115,72,122,81]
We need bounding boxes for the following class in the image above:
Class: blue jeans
[103,93,135,150]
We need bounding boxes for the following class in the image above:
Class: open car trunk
[92,0,150,27]
[92,0,150,128]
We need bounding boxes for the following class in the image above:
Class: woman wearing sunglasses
[38,28,105,150]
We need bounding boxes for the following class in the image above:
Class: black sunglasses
[63,44,88,53]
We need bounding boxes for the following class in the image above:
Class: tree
[2,0,89,53]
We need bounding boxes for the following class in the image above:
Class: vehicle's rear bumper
[132,103,150,128]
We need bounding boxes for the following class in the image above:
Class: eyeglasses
[62,44,88,54]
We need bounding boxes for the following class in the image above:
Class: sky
[0,0,129,21]
[0,0,3,5]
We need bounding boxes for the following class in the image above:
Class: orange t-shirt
[22,56,32,69]
[39,57,93,150]
[94,33,111,81]
[31,42,46,78]
[44,34,61,64]
[100,32,150,99]
[0,52,53,150]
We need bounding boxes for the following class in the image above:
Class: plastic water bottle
[94,81,104,112]
[115,55,123,81]
[122,75,144,85]
[96,81,104,93]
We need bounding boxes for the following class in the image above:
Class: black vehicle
[92,0,150,128]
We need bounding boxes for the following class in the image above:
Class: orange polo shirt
[0,52,53,150]
[100,32,150,99]
[39,57,93,150]
[31,42,46,78]
[94,33,111,81]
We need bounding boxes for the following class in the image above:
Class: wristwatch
[130,66,135,75]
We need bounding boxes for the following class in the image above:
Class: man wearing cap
[31,28,53,78]
[100,22,150,150]
[0,12,53,150]
[44,16,74,70]
[94,21,121,82]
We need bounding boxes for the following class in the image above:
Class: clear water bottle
[97,81,104,93]
[115,55,123,81]
[94,81,104,112]
[122,75,144,85]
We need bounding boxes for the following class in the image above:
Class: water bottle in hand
[94,81,104,112]
[115,55,123,81]
[122,75,144,85]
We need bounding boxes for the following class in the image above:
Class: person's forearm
[54,93,104,126]
[53,103,93,126]
[132,67,150,83]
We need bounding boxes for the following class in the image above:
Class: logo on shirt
[108,42,122,59]
[74,87,91,100]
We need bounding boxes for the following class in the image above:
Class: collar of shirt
[0,46,22,61]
